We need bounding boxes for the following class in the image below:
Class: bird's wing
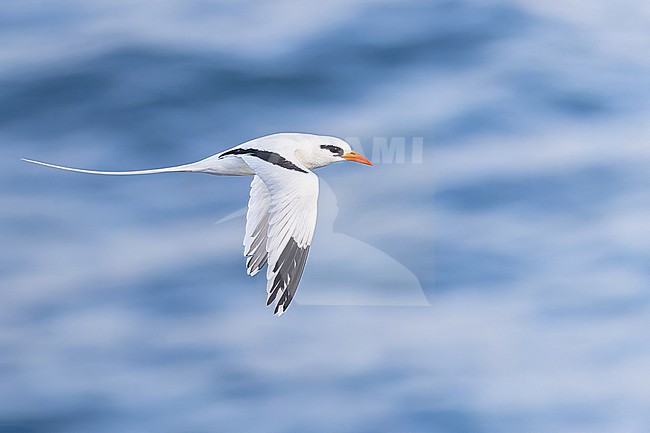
[240,155,319,315]
[243,175,270,276]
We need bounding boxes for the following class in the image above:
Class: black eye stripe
[320,145,344,156]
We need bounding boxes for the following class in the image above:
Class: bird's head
[293,134,373,169]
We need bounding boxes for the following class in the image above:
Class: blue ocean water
[2,1,650,432]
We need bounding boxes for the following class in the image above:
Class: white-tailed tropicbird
[22,133,373,315]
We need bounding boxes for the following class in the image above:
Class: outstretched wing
[244,176,270,276]
[240,155,319,315]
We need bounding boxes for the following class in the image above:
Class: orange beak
[342,151,373,166]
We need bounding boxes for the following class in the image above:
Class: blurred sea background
[2,0,650,432]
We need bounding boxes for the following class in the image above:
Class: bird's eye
[320,145,344,156]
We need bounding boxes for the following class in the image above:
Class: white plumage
[22,133,373,315]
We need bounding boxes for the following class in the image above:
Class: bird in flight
[22,133,373,315]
